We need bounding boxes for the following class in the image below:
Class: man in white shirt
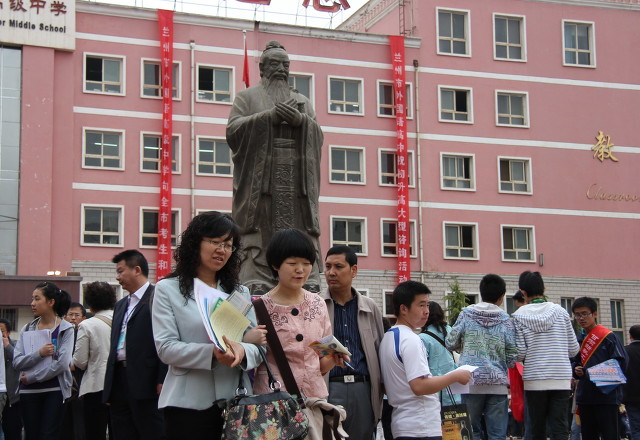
[380,280,471,440]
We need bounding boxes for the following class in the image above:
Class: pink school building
[1,0,638,337]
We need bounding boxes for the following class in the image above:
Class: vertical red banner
[157,10,174,280]
[389,36,410,284]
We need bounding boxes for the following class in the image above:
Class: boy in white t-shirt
[380,280,471,440]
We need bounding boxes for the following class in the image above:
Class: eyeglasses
[67,313,83,318]
[202,239,236,253]
[573,312,593,319]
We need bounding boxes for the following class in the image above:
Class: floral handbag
[222,349,309,440]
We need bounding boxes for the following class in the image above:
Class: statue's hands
[275,102,303,127]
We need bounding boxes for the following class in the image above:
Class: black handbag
[222,336,309,439]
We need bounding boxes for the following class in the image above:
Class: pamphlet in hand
[19,329,53,376]
[193,278,250,352]
[448,364,478,394]
[587,358,626,394]
[309,335,352,358]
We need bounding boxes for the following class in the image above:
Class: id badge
[117,330,126,351]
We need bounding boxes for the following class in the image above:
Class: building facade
[1,0,638,337]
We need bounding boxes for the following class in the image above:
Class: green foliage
[444,278,468,326]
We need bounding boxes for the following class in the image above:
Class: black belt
[116,360,127,368]
[329,374,369,383]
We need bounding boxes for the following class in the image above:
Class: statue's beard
[261,76,291,104]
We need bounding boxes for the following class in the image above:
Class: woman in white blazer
[72,281,115,439]
[152,211,263,440]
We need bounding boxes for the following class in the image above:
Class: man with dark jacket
[624,325,640,440]
[103,250,167,440]
[571,297,628,440]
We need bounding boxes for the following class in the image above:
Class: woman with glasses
[152,211,264,440]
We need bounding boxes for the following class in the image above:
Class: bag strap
[425,330,446,348]
[235,348,279,394]
[253,298,305,406]
[93,315,112,328]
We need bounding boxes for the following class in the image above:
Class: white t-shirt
[380,325,442,438]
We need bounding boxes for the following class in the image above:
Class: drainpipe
[413,58,425,284]
[190,40,196,218]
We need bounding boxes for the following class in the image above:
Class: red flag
[243,33,250,88]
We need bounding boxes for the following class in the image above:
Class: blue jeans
[626,404,640,440]
[462,394,508,440]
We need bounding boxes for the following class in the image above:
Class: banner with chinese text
[389,35,410,284]
[157,9,174,280]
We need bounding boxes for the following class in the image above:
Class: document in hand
[448,365,479,394]
[587,358,626,394]
[309,335,352,358]
[193,278,250,352]
[20,329,53,374]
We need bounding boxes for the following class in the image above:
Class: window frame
[442,221,479,261]
[195,136,233,177]
[610,299,625,344]
[327,76,364,116]
[196,64,235,104]
[140,58,182,100]
[330,216,368,256]
[440,152,476,191]
[376,80,413,119]
[288,72,315,105]
[82,127,125,171]
[562,20,596,68]
[436,8,472,57]
[497,156,532,195]
[495,90,530,128]
[83,52,126,96]
[383,289,395,317]
[378,148,415,188]
[80,204,124,247]
[380,218,417,258]
[139,132,181,174]
[329,145,366,185]
[493,13,527,62]
[438,85,473,124]
[139,207,181,249]
[500,224,536,263]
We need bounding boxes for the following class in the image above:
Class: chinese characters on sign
[389,36,411,284]
[0,0,73,50]
[237,0,350,12]
[592,130,619,162]
[157,9,174,280]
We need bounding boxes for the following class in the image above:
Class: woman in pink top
[253,228,345,398]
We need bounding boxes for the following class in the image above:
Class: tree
[444,278,469,326]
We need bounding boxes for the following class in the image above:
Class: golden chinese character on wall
[592,130,619,163]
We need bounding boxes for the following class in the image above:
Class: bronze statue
[226,41,324,294]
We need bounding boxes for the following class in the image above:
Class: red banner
[157,9,174,280]
[390,36,410,284]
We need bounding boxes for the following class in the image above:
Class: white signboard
[0,0,75,50]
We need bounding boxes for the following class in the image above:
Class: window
[443,222,478,260]
[439,87,472,122]
[197,65,232,103]
[197,138,232,176]
[140,209,179,248]
[561,297,574,316]
[82,205,122,246]
[610,300,625,343]
[288,74,313,102]
[494,15,525,61]
[499,157,531,194]
[0,308,17,334]
[377,81,413,118]
[331,217,366,254]
[141,133,179,173]
[329,77,363,115]
[501,225,535,262]
[141,59,180,99]
[437,9,470,56]
[379,150,414,187]
[563,21,595,67]
[383,290,395,317]
[381,219,416,257]
[83,129,123,169]
[330,147,365,184]
[84,54,124,94]
[441,154,474,190]
[496,91,528,127]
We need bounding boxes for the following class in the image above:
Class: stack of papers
[587,359,626,394]
[193,278,251,352]
[309,335,352,358]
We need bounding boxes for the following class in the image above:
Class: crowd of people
[0,210,638,440]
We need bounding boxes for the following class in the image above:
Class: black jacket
[624,341,640,405]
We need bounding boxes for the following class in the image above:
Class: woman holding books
[253,228,346,399]
[13,282,73,440]
[151,211,263,440]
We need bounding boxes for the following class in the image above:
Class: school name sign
[0,0,75,50]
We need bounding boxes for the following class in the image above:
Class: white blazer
[73,310,113,396]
